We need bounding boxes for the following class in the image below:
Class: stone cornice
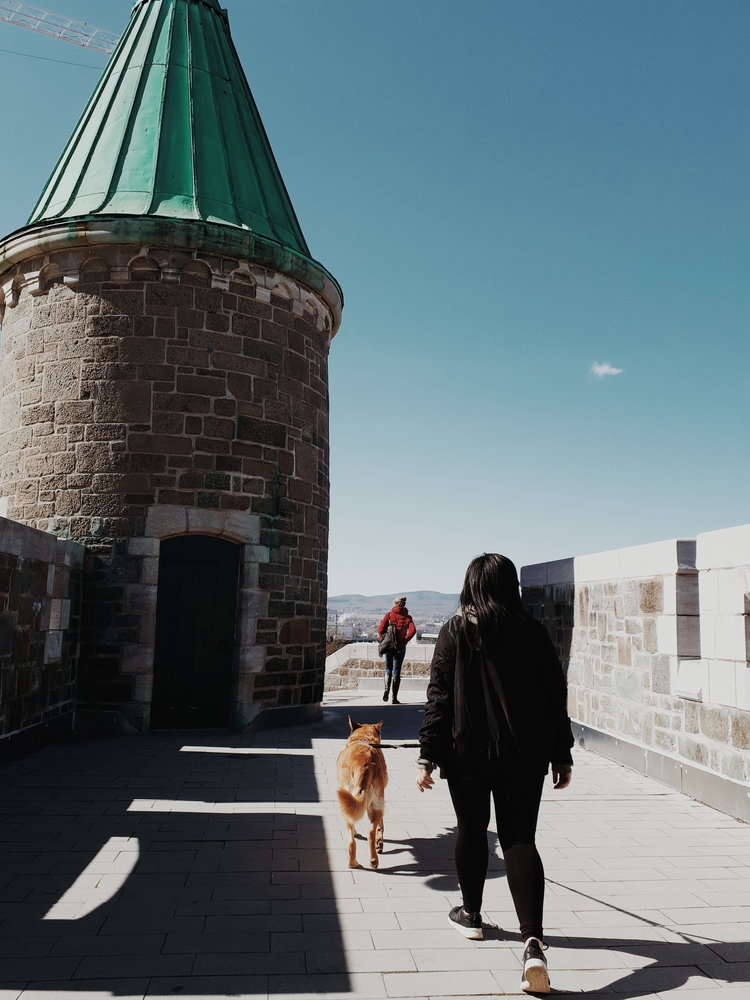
[0,216,343,336]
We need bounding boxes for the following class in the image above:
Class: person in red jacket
[377,596,416,704]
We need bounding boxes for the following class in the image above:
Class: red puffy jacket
[378,606,416,646]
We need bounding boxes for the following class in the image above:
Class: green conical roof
[28,0,310,256]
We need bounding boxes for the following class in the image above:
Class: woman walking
[377,596,416,704]
[416,553,573,994]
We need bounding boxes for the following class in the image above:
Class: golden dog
[336,717,388,869]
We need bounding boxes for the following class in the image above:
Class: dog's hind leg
[346,819,358,868]
[367,808,383,869]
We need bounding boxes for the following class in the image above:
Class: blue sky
[1,0,748,595]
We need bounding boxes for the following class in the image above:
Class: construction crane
[0,0,119,53]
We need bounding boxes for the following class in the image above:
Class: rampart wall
[522,524,750,821]
[0,516,83,756]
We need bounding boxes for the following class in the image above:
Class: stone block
[735,663,750,711]
[42,360,80,401]
[94,381,152,424]
[639,578,663,614]
[717,567,750,615]
[720,749,746,782]
[674,658,706,702]
[140,557,159,585]
[697,522,750,570]
[0,516,56,561]
[241,588,269,619]
[44,630,63,663]
[576,548,622,582]
[238,646,266,674]
[699,704,730,742]
[711,615,747,661]
[614,666,643,701]
[651,656,671,695]
[128,536,160,556]
[706,659,738,708]
[655,615,701,657]
[730,712,750,750]
[145,505,189,538]
[49,598,71,630]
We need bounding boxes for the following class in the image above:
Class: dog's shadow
[381,827,507,891]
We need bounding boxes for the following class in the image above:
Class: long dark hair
[459,553,527,647]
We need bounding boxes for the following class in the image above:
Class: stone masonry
[0,515,82,752]
[522,528,750,820]
[0,239,338,731]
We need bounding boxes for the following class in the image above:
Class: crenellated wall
[522,524,750,821]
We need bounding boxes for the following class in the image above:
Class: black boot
[382,672,391,702]
[391,677,401,704]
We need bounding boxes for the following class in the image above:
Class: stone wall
[0,239,338,730]
[324,642,433,692]
[0,516,83,755]
[522,526,750,820]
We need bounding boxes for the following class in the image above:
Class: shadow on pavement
[0,726,348,996]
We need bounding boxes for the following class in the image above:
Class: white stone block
[673,658,706,702]
[619,539,686,579]
[128,536,160,556]
[134,674,153,701]
[242,588,268,618]
[706,659,738,708]
[48,598,71,630]
[44,630,62,663]
[238,646,265,674]
[735,663,750,711]
[224,511,260,543]
[146,505,189,538]
[713,616,748,661]
[576,548,622,582]
[186,508,227,534]
[697,522,750,570]
[575,538,695,583]
[717,567,750,615]
[140,557,159,585]
[699,570,720,615]
[701,618,717,659]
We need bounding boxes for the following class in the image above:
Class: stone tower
[0,0,342,732]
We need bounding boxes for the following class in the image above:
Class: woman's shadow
[384,826,750,997]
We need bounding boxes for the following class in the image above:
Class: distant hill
[328,590,459,617]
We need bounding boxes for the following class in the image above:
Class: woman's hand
[416,766,435,792]
[552,764,572,789]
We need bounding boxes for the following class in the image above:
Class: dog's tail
[337,788,366,821]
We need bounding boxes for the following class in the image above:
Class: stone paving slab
[0,686,749,998]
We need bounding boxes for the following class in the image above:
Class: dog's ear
[348,715,357,733]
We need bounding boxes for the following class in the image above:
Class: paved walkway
[1,688,750,999]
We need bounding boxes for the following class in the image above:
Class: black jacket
[419,613,574,773]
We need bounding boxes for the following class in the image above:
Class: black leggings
[446,767,546,941]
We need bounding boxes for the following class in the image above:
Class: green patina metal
[28,0,311,258]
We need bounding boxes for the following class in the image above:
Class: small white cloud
[591,361,623,378]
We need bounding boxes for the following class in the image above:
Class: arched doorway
[151,535,241,728]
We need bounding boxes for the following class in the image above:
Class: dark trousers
[446,765,546,941]
[383,645,406,692]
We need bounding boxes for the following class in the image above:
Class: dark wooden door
[151,535,240,729]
